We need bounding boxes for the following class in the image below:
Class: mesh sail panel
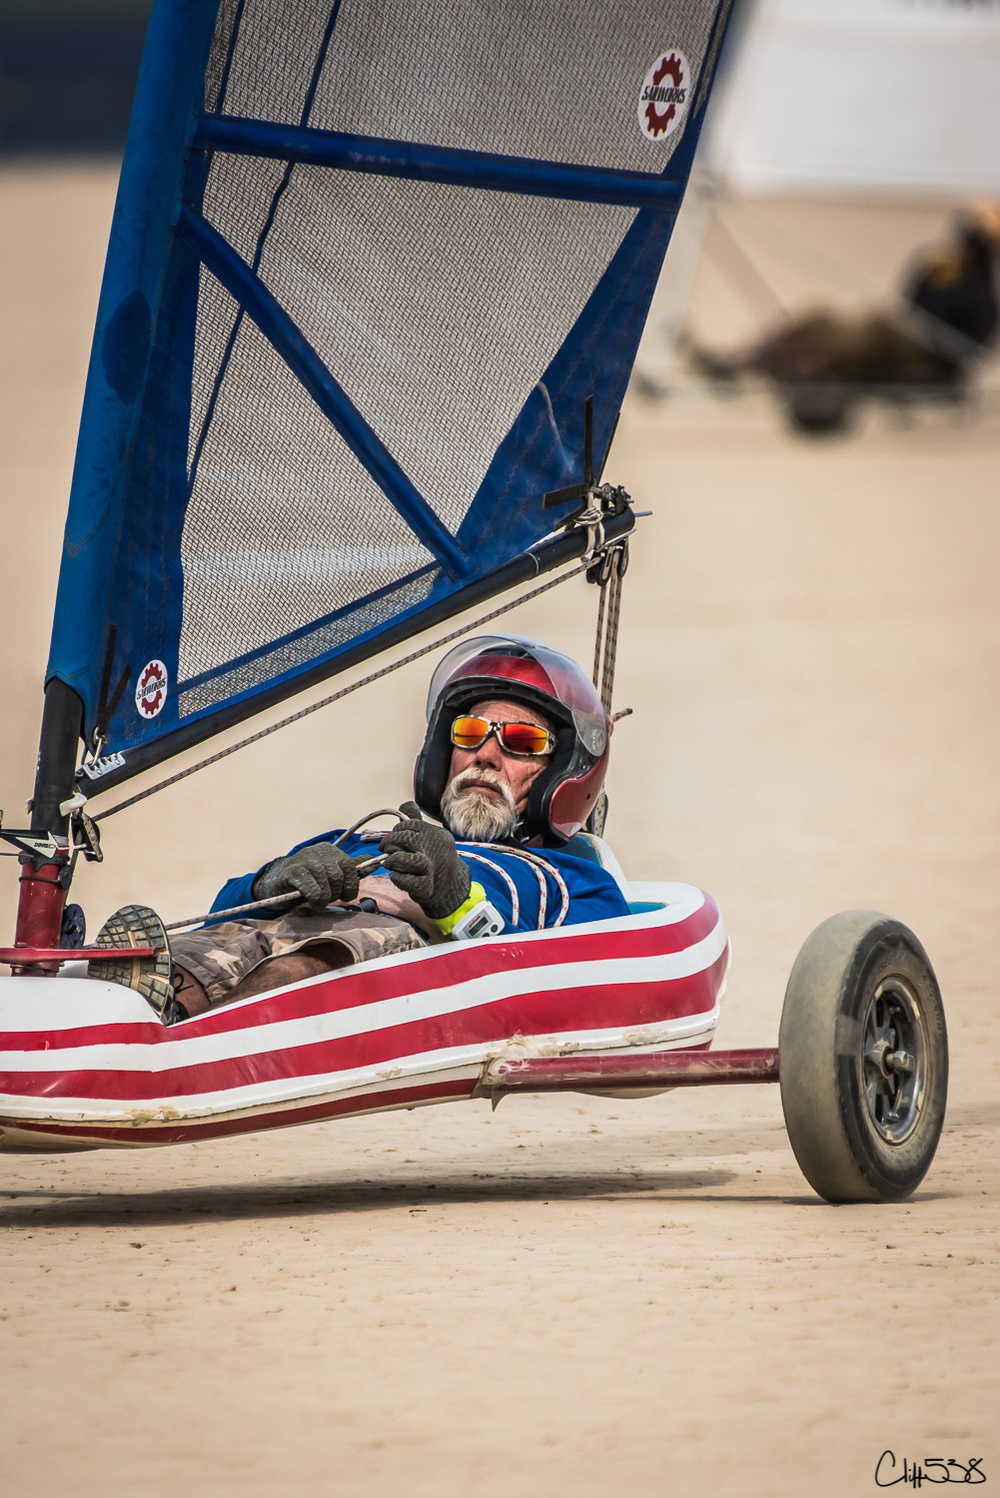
[180,271,437,711]
[48,0,731,781]
[213,0,716,172]
[201,155,636,533]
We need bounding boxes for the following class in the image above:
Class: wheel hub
[861,977,925,1144]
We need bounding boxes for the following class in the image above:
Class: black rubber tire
[779,911,948,1203]
[782,384,855,435]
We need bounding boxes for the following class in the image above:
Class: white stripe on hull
[0,915,727,1076]
[0,1007,721,1126]
[0,884,728,1149]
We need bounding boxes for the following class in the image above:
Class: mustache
[441,766,518,841]
[447,766,516,809]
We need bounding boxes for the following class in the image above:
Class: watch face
[453,899,504,940]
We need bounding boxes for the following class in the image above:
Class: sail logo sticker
[638,50,690,142]
[135,659,168,719]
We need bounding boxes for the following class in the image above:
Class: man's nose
[473,732,504,767]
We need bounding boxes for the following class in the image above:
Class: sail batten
[194,116,689,211]
[46,0,733,788]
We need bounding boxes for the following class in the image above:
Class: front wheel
[779,911,948,1203]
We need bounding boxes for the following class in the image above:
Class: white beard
[441,766,518,842]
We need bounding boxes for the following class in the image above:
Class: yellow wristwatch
[433,882,505,940]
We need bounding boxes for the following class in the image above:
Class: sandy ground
[1,165,998,1496]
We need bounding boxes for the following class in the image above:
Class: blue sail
[48,0,732,787]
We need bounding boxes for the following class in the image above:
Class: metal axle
[482,1047,780,1095]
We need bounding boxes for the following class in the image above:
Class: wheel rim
[860,977,926,1145]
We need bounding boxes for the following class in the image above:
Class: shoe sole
[89,904,173,1015]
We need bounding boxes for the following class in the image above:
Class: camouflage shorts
[170,907,427,1007]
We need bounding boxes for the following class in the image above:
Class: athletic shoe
[88,904,175,1019]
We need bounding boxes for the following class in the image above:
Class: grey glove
[380,802,471,920]
[253,842,361,911]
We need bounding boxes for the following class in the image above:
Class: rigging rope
[590,540,628,718]
[163,851,387,932]
[167,843,570,935]
[592,570,607,688]
[600,547,626,718]
[92,553,603,824]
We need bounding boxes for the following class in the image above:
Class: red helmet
[414,635,610,844]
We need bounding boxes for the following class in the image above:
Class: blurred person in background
[690,199,1000,432]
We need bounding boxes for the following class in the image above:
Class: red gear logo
[646,53,683,137]
[638,50,690,143]
[135,659,168,719]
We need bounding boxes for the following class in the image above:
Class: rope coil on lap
[473,843,570,930]
[460,850,521,927]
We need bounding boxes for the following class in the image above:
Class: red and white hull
[0,883,728,1153]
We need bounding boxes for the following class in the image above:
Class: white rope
[513,853,548,927]
[164,853,386,931]
[476,843,571,930]
[577,504,606,563]
[331,809,402,847]
[511,847,571,929]
[460,850,521,927]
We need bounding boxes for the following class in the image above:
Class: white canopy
[707,0,1000,195]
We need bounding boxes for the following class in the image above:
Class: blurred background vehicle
[683,197,1000,433]
[633,0,1000,434]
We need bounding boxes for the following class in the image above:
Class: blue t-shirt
[211,828,629,935]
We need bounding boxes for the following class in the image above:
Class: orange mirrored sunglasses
[450,715,556,757]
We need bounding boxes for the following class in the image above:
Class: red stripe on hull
[2,1076,474,1147]
[0,954,727,1104]
[0,898,720,1055]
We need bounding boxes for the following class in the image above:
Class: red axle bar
[485,1047,780,1092]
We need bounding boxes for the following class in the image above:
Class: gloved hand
[253,842,361,911]
[380,802,471,920]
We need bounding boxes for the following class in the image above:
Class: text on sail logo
[135,659,168,719]
[638,51,690,142]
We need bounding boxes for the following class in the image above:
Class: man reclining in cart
[93,636,630,1023]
